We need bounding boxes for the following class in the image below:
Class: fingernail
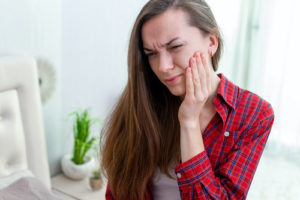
[200,53,204,59]
[191,58,195,64]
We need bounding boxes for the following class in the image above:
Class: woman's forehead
[141,9,191,47]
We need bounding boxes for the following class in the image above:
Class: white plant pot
[61,154,95,180]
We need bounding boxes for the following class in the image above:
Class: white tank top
[152,167,181,200]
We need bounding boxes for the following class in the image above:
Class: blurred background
[0,0,299,199]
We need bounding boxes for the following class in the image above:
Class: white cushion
[0,90,28,176]
[0,57,51,188]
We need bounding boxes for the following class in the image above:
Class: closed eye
[171,44,183,49]
[145,52,156,57]
[144,44,183,57]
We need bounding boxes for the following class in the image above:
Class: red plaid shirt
[106,74,274,200]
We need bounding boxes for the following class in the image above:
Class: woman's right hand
[178,52,212,127]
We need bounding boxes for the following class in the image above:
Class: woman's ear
[208,33,218,55]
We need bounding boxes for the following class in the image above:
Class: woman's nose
[158,52,173,72]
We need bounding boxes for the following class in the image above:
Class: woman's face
[141,9,215,96]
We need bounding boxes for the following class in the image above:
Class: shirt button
[224,131,230,137]
[177,173,181,178]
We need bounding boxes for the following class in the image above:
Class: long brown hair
[100,0,223,199]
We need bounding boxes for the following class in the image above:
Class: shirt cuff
[174,151,212,186]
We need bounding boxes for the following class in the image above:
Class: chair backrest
[0,57,51,188]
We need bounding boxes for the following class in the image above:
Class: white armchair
[0,57,51,188]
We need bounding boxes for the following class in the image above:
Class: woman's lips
[164,74,182,85]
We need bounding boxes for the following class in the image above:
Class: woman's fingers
[190,57,202,100]
[185,66,194,99]
[196,53,207,99]
[201,53,211,92]
[185,51,211,102]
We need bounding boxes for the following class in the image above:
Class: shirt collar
[216,73,238,110]
[214,73,239,124]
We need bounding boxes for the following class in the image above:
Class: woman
[101,0,274,199]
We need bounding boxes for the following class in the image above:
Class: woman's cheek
[174,51,190,69]
[149,58,159,72]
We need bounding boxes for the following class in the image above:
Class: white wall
[208,0,243,79]
[0,0,62,175]
[61,0,148,117]
[61,0,149,170]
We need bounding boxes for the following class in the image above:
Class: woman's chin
[167,86,185,97]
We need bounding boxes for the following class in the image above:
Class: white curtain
[209,1,300,199]
[212,0,300,162]
[258,0,300,163]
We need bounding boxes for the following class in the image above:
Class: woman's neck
[206,72,221,108]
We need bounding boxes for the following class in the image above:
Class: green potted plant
[89,169,103,190]
[61,109,99,180]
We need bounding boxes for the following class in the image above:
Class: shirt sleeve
[174,105,275,200]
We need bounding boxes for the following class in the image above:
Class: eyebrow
[143,37,180,52]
